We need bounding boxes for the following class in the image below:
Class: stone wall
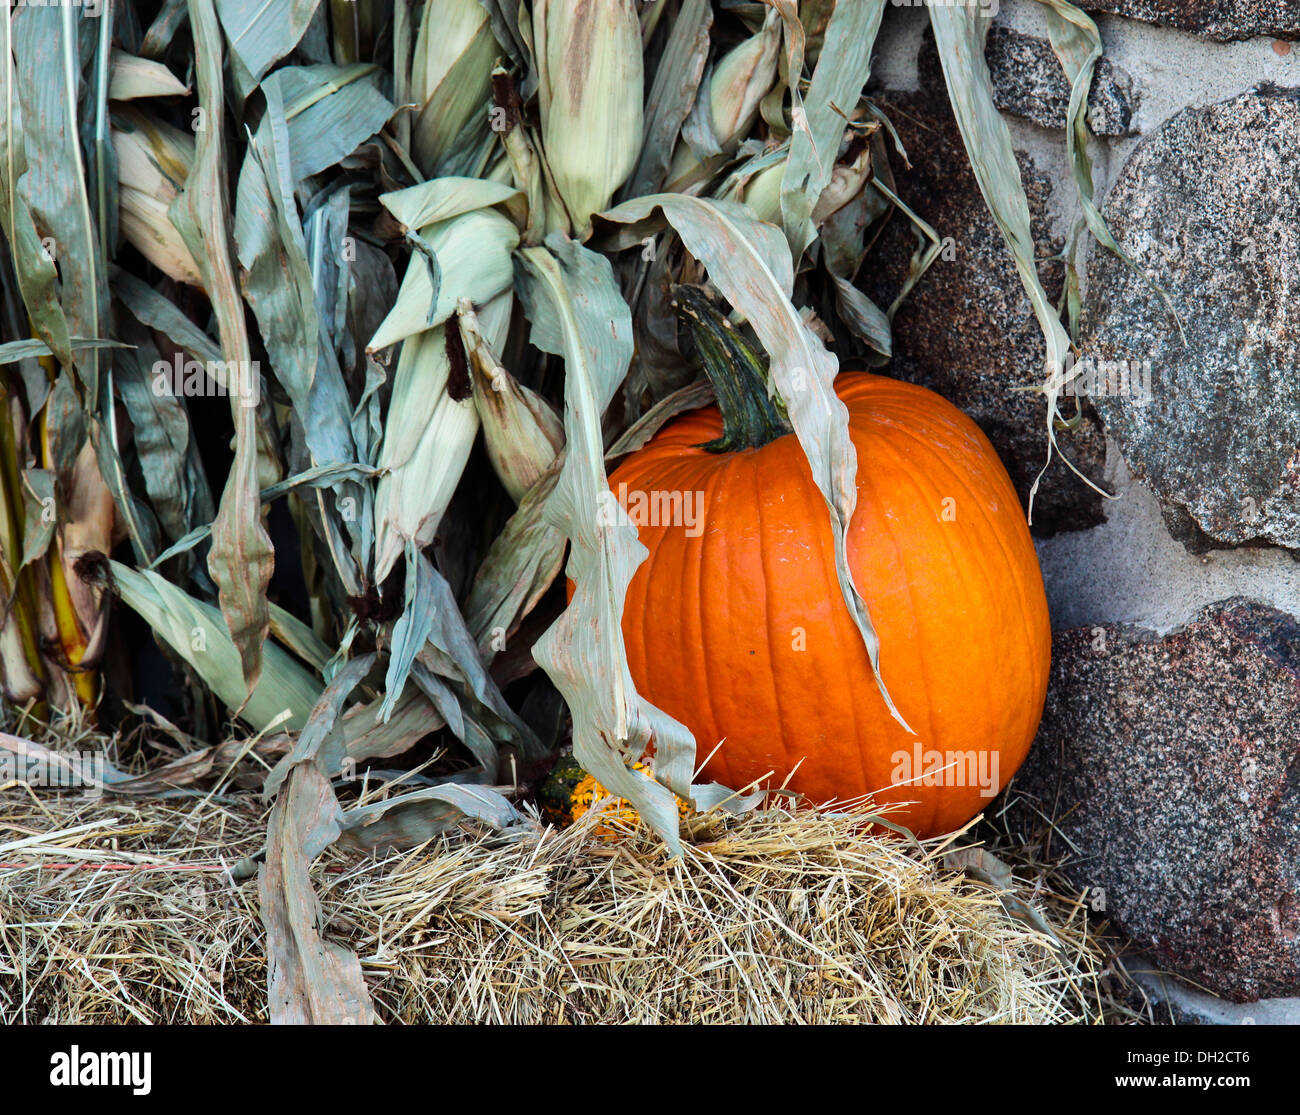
[867,1,1300,1014]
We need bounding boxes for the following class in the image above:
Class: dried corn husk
[108,51,188,101]
[665,10,781,193]
[367,206,518,352]
[700,10,782,148]
[0,380,37,698]
[0,420,43,705]
[410,0,500,176]
[50,441,116,680]
[34,560,83,713]
[459,298,563,502]
[112,109,202,287]
[810,128,873,225]
[0,613,43,704]
[720,151,788,225]
[534,0,643,236]
[372,293,514,583]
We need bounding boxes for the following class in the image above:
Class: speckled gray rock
[1082,88,1300,551]
[1084,0,1300,41]
[1007,599,1300,1003]
[986,24,1140,136]
[862,41,1108,536]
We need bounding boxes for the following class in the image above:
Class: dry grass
[0,791,269,1023]
[980,789,1169,1026]
[0,774,1133,1024]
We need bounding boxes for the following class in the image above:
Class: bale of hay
[0,788,1111,1024]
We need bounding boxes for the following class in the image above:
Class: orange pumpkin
[606,292,1051,838]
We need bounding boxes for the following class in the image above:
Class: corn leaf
[264,651,374,798]
[380,542,437,722]
[304,188,376,589]
[234,76,370,601]
[604,378,715,462]
[413,560,541,763]
[113,326,214,546]
[780,0,885,257]
[171,0,275,697]
[831,274,892,358]
[1034,0,1179,339]
[91,397,164,567]
[339,781,523,853]
[214,0,321,85]
[110,562,322,733]
[12,5,107,400]
[463,459,565,656]
[342,686,441,764]
[145,461,379,570]
[269,602,335,675]
[272,64,394,185]
[624,0,712,199]
[0,337,125,365]
[928,6,1081,517]
[234,84,320,421]
[516,238,693,853]
[261,762,371,1024]
[600,192,912,731]
[18,469,55,571]
[111,267,221,364]
[140,0,192,60]
[0,5,71,366]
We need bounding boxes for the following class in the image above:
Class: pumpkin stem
[673,285,791,452]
